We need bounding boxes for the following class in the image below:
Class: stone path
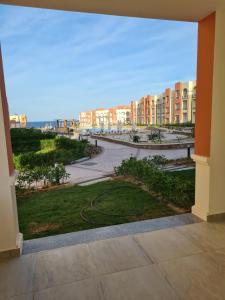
[66,138,194,184]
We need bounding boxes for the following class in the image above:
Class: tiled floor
[1,221,225,300]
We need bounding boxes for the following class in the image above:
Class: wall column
[192,9,225,221]
[0,47,23,257]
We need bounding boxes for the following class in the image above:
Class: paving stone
[99,265,179,300]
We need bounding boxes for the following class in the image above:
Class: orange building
[131,80,196,126]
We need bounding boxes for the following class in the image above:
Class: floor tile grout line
[31,240,154,295]
[86,240,152,278]
[132,235,155,265]
[156,263,183,300]
[31,263,157,296]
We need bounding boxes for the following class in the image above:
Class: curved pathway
[66,138,194,184]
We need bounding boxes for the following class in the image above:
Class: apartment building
[131,80,196,126]
[115,105,131,126]
[156,93,165,125]
[95,109,110,128]
[10,114,27,128]
[191,85,197,123]
[79,80,196,128]
[164,88,173,124]
[130,100,138,125]
[79,110,93,128]
[79,105,131,129]
[173,80,196,124]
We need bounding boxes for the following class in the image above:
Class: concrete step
[22,213,202,255]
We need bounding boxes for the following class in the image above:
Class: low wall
[91,135,194,150]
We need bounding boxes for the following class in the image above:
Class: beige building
[10,114,27,128]
[79,106,131,129]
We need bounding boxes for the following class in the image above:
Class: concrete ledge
[0,233,23,259]
[92,135,194,150]
[23,213,201,255]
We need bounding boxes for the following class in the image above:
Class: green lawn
[17,180,175,240]
[167,169,195,181]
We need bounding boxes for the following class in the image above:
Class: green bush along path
[115,157,195,209]
[11,128,87,170]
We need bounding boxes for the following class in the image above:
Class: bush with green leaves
[133,135,140,143]
[16,164,70,189]
[148,155,168,167]
[11,128,57,154]
[115,156,194,209]
[84,144,101,158]
[13,134,88,170]
[14,151,57,170]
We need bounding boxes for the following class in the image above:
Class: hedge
[11,128,57,154]
[13,138,87,170]
[115,156,195,209]
[11,129,90,170]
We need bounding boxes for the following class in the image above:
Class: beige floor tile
[207,248,225,271]
[176,222,225,251]
[88,235,151,275]
[135,228,202,263]
[34,244,96,292]
[34,278,102,300]
[9,294,34,300]
[159,252,225,300]
[99,264,179,300]
[0,254,36,299]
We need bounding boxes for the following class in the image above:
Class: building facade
[79,80,196,129]
[79,105,131,129]
[10,114,27,128]
[131,80,196,126]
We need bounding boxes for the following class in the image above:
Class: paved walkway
[2,220,225,299]
[66,139,194,184]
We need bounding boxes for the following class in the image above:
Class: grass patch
[167,169,195,181]
[17,180,175,240]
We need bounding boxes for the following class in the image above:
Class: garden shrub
[115,156,195,209]
[14,151,57,170]
[11,128,56,154]
[40,139,55,151]
[12,131,89,170]
[133,135,140,143]
[16,164,70,189]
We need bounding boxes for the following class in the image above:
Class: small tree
[133,135,140,143]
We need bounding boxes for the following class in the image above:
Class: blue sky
[0,5,198,121]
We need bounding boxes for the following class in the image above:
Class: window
[176,103,180,110]
[183,102,188,110]
[183,88,188,98]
